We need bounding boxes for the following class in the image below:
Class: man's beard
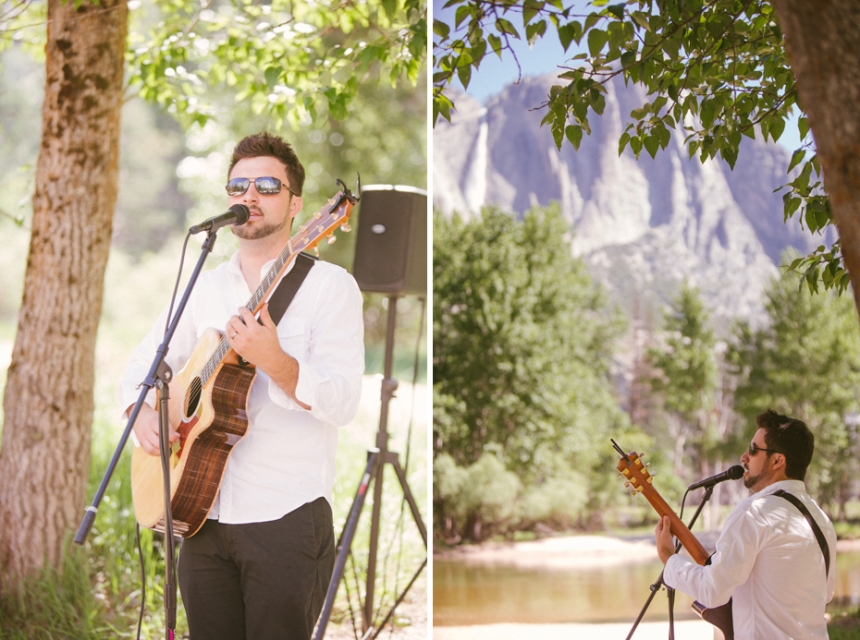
[231,216,289,240]
[744,468,765,490]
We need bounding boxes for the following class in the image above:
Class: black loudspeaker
[352,185,427,296]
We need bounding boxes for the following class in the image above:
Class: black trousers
[178,498,335,640]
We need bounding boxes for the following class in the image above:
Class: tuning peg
[341,224,352,233]
[630,490,637,497]
[313,246,320,257]
[314,211,322,219]
[624,482,630,488]
[326,234,337,245]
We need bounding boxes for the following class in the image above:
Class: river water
[434,549,860,626]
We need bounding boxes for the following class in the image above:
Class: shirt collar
[226,248,297,286]
[753,478,807,498]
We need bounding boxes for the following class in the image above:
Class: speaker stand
[314,295,427,639]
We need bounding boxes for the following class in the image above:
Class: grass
[0,375,427,638]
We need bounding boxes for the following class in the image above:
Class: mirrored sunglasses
[748,441,781,456]
[226,176,297,197]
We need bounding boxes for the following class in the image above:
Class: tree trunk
[773,0,860,319]
[0,0,127,592]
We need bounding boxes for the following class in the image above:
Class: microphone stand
[75,228,221,640]
[625,484,716,640]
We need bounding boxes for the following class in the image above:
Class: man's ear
[288,195,302,219]
[772,453,787,472]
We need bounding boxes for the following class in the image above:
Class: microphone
[189,204,250,234]
[688,465,745,491]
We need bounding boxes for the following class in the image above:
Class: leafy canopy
[433,0,840,294]
[2,0,425,130]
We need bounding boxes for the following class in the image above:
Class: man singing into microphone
[655,410,837,640]
[120,132,364,639]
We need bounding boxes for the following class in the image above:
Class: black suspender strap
[264,253,315,325]
[773,489,831,577]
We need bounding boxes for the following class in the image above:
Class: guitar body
[694,600,733,640]
[131,328,256,537]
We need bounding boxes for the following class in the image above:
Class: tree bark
[773,0,860,319]
[0,0,127,592]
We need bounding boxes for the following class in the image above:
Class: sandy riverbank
[433,620,716,640]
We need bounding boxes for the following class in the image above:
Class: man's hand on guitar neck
[226,303,311,410]
[656,515,676,564]
[128,402,179,457]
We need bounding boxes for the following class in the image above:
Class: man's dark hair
[229,132,305,196]
[756,409,814,481]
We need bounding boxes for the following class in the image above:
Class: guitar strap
[772,489,831,577]
[236,253,314,369]
[264,252,316,325]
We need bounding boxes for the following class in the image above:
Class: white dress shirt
[120,251,365,524]
[664,479,837,640]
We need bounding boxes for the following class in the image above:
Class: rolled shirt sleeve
[265,264,364,426]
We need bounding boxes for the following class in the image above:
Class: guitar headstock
[617,451,655,498]
[612,441,710,564]
[292,179,357,255]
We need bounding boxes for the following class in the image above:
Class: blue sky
[434,0,802,152]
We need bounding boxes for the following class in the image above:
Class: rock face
[434,74,829,324]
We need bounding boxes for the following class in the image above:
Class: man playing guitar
[120,132,364,639]
[655,410,836,640]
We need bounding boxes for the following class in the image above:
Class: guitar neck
[617,454,710,565]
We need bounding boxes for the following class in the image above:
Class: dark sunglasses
[748,442,781,456]
[226,176,298,197]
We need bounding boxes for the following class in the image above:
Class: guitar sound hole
[185,377,202,419]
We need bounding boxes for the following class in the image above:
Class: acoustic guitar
[130,180,357,537]
[614,446,733,640]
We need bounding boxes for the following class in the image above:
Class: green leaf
[455,5,470,28]
[557,21,581,51]
[565,124,583,149]
[787,149,805,173]
[798,116,810,140]
[657,125,671,149]
[264,66,280,91]
[488,34,503,57]
[458,61,472,88]
[522,0,545,26]
[606,3,624,19]
[643,135,659,159]
[496,18,520,38]
[768,116,786,142]
[526,20,547,46]
[722,146,738,169]
[587,28,608,56]
[631,11,651,31]
[618,131,630,155]
[434,19,451,40]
